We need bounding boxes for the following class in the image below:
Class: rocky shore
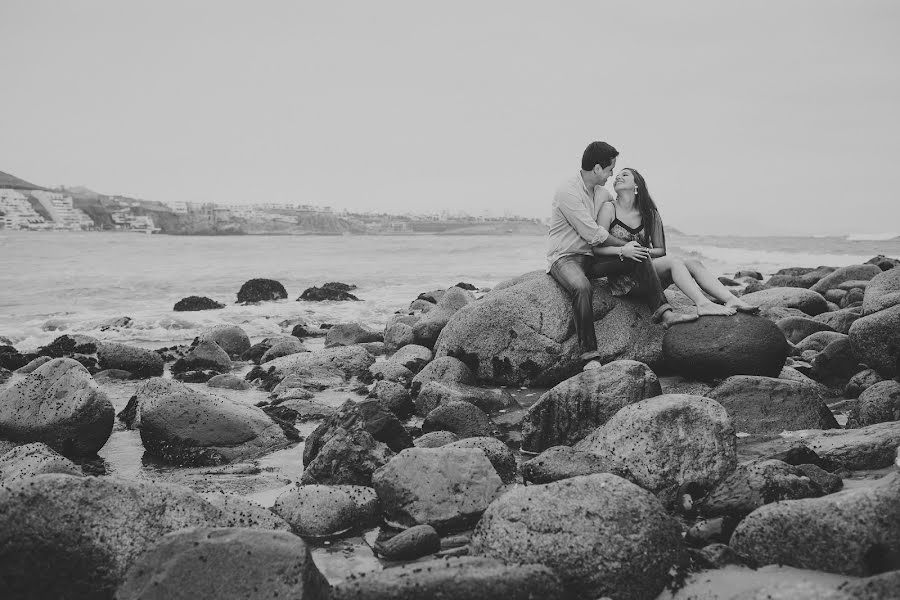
[1,256,900,599]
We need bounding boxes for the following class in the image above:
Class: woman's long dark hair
[625,168,662,248]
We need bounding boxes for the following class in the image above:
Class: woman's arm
[594,202,649,261]
[648,211,667,258]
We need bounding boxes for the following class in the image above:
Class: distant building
[31,190,93,230]
[0,189,48,229]
[166,201,188,215]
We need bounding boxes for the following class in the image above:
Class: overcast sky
[1,1,898,235]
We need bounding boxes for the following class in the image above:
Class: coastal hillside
[0,170,45,191]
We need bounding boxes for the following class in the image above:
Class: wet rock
[741,287,829,316]
[206,373,251,390]
[14,355,52,373]
[846,380,900,428]
[203,492,291,530]
[116,527,328,600]
[795,463,843,493]
[813,307,862,334]
[446,436,517,484]
[709,376,838,434]
[434,274,667,387]
[471,473,684,600]
[413,286,474,348]
[796,330,846,352]
[383,321,415,353]
[325,322,382,348]
[422,401,493,439]
[522,445,620,484]
[131,377,292,466]
[37,334,99,358]
[270,398,336,422]
[520,360,661,452]
[811,336,866,386]
[331,557,562,600]
[273,484,379,537]
[373,447,503,532]
[303,399,412,467]
[810,264,882,295]
[0,358,114,457]
[849,304,900,377]
[390,344,432,372]
[414,381,517,417]
[172,339,232,373]
[299,285,360,301]
[862,265,900,315]
[198,324,251,359]
[265,345,376,388]
[0,474,234,599]
[730,472,900,576]
[97,342,164,378]
[776,316,836,344]
[172,295,225,311]
[575,394,737,505]
[413,430,459,447]
[237,278,287,303]
[368,360,414,385]
[0,442,82,484]
[411,355,475,395]
[765,266,835,288]
[374,524,441,560]
[844,368,885,398]
[370,380,412,417]
[663,313,789,380]
[259,338,308,363]
[300,427,394,486]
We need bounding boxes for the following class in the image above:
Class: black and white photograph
[1,1,899,598]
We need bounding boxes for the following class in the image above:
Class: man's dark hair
[581,141,619,171]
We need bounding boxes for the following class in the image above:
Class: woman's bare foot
[724,297,761,314]
[697,301,737,316]
[660,309,699,329]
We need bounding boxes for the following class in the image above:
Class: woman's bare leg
[683,259,758,313]
[654,256,736,316]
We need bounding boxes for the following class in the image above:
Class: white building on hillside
[0,189,48,229]
[31,190,93,230]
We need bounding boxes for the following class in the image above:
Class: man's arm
[556,191,609,246]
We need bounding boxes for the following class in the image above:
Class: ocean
[2,230,898,351]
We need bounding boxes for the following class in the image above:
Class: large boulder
[0,474,235,599]
[520,360,661,452]
[410,355,475,394]
[0,442,82,484]
[414,381,517,416]
[0,358,114,457]
[810,336,866,386]
[97,342,164,377]
[862,265,900,315]
[813,307,862,334]
[300,427,394,486]
[846,380,900,428]
[708,376,839,434]
[383,321,415,353]
[325,322,382,348]
[390,344,432,373]
[299,285,360,301]
[303,399,412,467]
[730,472,900,576]
[260,338,308,363]
[412,286,474,348]
[849,304,900,377]
[116,528,329,600]
[741,287,829,316]
[263,345,376,387]
[575,394,737,503]
[471,474,684,600]
[237,278,287,303]
[372,447,503,532]
[171,339,231,373]
[446,436,518,484]
[776,316,835,344]
[434,274,666,387]
[796,330,847,352]
[521,446,620,484]
[421,401,494,438]
[272,484,379,537]
[765,266,835,289]
[662,314,789,380]
[198,324,251,358]
[130,378,292,466]
[810,264,882,294]
[172,295,225,311]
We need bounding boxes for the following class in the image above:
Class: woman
[596,168,758,316]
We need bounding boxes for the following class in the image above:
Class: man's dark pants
[549,254,669,356]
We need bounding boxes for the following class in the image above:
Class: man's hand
[621,241,651,262]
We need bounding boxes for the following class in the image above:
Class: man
[547,141,696,369]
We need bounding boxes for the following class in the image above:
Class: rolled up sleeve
[556,192,609,246]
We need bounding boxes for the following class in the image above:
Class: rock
[414,381,517,417]
[300,427,394,486]
[368,360,414,385]
[575,394,737,504]
[796,330,847,352]
[697,459,829,519]
[173,369,218,383]
[844,368,885,398]
[718,276,739,286]
[741,287,829,316]
[374,524,441,560]
[866,254,900,270]
[203,492,291,530]
[116,528,328,600]
[303,399,412,467]
[96,342,163,378]
[520,360,661,452]
[325,322,382,348]
[849,304,900,377]
[264,345,376,388]
[838,279,871,291]
[237,278,287,303]
[94,369,134,382]
[172,339,232,373]
[206,373,251,390]
[299,286,360,301]
[733,582,853,600]
[825,288,848,303]
[260,338,308,363]
[270,398,335,422]
[814,307,862,334]
[730,471,900,576]
[0,358,113,457]
[0,366,11,384]
[372,380,414,418]
[422,401,493,438]
[413,430,460,447]
[471,474,683,600]
[412,286,474,349]
[0,474,236,599]
[390,344,432,372]
[846,380,900,428]
[839,570,900,599]
[735,270,763,280]
[131,377,292,466]
[840,287,865,308]
[14,355,52,374]
[411,356,475,395]
[172,295,225,311]
[776,316,836,344]
[36,334,98,358]
[372,447,503,532]
[434,274,667,387]
[663,313,789,380]
[765,266,835,289]
[862,266,900,315]
[811,336,866,386]
[362,341,385,356]
[408,298,434,312]
[446,436,517,484]
[0,442,82,484]
[198,324,251,359]
[708,376,838,434]
[330,557,562,600]
[383,321,415,353]
[323,281,358,292]
[522,446,620,484]
[273,484,379,537]
[810,264,882,294]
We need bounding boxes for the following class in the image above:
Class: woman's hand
[620,241,651,262]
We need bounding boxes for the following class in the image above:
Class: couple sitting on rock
[547,141,758,370]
